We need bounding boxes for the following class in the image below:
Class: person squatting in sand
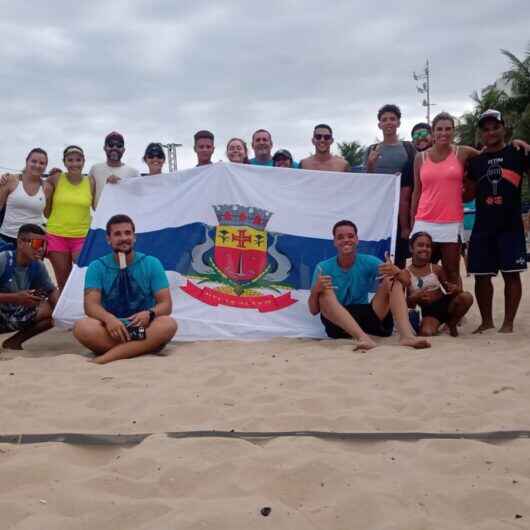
[406,232,473,337]
[0,224,59,350]
[73,214,177,364]
[308,220,430,351]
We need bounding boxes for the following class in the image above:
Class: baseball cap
[478,109,504,128]
[105,131,125,145]
[272,149,293,162]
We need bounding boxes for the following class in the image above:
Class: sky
[1,0,529,172]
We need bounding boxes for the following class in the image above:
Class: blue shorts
[468,229,527,276]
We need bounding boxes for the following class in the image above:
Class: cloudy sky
[1,0,529,172]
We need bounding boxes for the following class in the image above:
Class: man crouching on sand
[308,220,430,351]
[73,214,177,364]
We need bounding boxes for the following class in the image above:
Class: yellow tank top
[47,173,93,237]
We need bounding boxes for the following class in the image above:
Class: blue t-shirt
[85,252,169,312]
[311,254,382,306]
[249,158,274,167]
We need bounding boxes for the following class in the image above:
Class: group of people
[0,105,528,361]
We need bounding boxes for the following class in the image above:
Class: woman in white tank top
[406,231,473,337]
[0,148,49,245]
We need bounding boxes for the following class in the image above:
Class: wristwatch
[148,309,156,323]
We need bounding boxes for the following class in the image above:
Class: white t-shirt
[88,162,140,207]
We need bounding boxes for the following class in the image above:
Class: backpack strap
[0,250,16,287]
[402,141,416,165]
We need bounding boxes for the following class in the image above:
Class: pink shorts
[47,233,86,255]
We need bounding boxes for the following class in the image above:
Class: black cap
[144,142,165,158]
[478,109,504,128]
[272,149,293,162]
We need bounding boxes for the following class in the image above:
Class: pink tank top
[415,147,464,223]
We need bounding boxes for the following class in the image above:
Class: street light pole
[413,59,435,124]
[162,143,183,172]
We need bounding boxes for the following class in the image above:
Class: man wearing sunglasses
[299,124,349,172]
[88,131,140,207]
[0,224,59,350]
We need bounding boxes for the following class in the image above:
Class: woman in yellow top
[45,145,96,291]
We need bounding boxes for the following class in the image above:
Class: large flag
[54,163,399,340]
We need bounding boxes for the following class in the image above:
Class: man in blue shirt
[0,224,59,350]
[73,214,177,364]
[249,129,274,166]
[308,220,430,351]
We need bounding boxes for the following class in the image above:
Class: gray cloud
[0,0,528,171]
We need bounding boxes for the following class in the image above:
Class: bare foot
[2,337,24,350]
[354,337,377,352]
[472,322,494,334]
[498,322,514,333]
[399,337,431,349]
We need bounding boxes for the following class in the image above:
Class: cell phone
[126,323,146,341]
[33,288,49,300]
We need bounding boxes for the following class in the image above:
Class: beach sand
[1,272,530,529]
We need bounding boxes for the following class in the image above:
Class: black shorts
[321,303,393,338]
[468,229,527,275]
[420,294,453,324]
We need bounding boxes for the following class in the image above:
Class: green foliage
[456,44,530,147]
[337,141,366,167]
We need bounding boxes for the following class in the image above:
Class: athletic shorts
[321,303,393,338]
[0,304,37,333]
[47,233,86,255]
[420,294,453,324]
[468,229,527,276]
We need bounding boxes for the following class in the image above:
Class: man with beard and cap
[464,109,530,334]
[299,124,349,172]
[88,131,140,207]
[73,214,177,364]
[364,105,417,268]
[250,129,274,166]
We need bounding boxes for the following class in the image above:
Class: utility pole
[162,143,182,172]
[413,59,434,124]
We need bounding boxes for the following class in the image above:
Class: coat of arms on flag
[180,204,297,312]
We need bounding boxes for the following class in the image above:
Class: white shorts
[411,220,463,243]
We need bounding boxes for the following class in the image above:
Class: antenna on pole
[413,59,435,124]
[161,143,183,172]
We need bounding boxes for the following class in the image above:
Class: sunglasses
[106,141,124,149]
[412,129,430,141]
[20,238,47,251]
[314,134,332,141]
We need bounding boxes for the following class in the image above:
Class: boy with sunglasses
[299,124,349,172]
[88,131,140,207]
[0,224,58,350]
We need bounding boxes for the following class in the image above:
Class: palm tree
[500,44,530,140]
[337,141,366,168]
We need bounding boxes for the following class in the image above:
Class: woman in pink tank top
[410,113,481,286]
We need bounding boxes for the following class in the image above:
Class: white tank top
[0,179,46,239]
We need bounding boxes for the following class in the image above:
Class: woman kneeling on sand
[406,232,473,337]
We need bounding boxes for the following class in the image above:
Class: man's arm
[126,287,172,328]
[84,288,130,342]
[462,174,477,202]
[410,153,423,223]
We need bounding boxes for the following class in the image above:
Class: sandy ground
[1,273,530,529]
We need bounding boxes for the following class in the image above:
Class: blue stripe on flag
[78,224,390,290]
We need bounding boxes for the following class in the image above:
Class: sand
[1,272,530,529]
